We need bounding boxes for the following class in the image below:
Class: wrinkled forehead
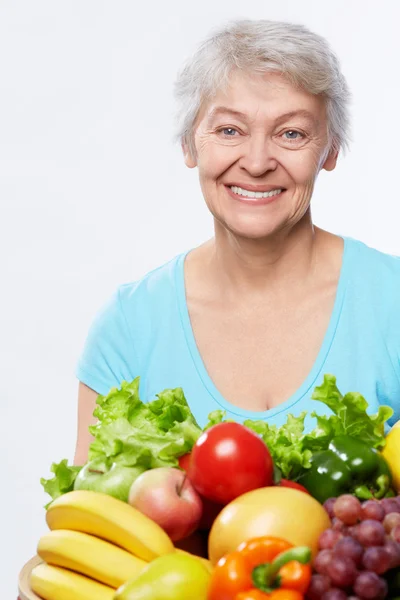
[196,69,327,130]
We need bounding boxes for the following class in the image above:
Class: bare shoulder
[315,227,344,259]
[184,239,216,300]
[314,228,345,281]
[185,239,214,272]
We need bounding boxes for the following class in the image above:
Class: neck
[209,213,320,298]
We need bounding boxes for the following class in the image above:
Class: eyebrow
[207,106,318,126]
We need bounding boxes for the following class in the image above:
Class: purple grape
[321,590,347,600]
[334,495,362,525]
[353,571,388,599]
[313,549,333,575]
[326,555,358,587]
[350,523,360,538]
[324,497,337,519]
[347,525,357,536]
[391,524,400,542]
[380,497,400,514]
[333,535,364,566]
[306,574,331,599]
[362,545,392,574]
[383,511,400,532]
[319,528,343,550]
[361,500,385,522]
[332,517,348,533]
[384,537,400,568]
[353,520,385,546]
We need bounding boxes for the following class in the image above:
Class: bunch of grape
[306,494,400,600]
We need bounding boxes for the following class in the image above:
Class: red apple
[128,467,203,541]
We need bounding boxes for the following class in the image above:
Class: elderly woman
[74,19,400,467]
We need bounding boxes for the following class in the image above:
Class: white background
[2,0,400,596]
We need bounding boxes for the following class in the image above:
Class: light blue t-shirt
[76,237,400,431]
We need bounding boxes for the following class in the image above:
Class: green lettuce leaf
[88,381,202,467]
[245,412,313,479]
[203,409,235,430]
[41,374,394,504]
[41,379,203,504]
[40,459,82,508]
[310,374,393,449]
[245,374,393,479]
[91,378,142,425]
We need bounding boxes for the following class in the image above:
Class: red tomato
[179,452,224,529]
[278,479,311,495]
[178,453,192,472]
[188,423,274,505]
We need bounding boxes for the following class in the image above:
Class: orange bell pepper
[236,591,303,600]
[207,536,311,600]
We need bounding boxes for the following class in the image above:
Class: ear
[322,147,339,172]
[182,140,197,169]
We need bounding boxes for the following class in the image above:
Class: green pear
[114,552,210,600]
[74,457,145,502]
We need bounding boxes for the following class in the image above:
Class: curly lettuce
[41,374,393,502]
[41,379,202,504]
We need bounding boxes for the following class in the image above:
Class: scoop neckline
[175,236,353,421]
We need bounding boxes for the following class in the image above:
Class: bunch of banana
[30,490,210,600]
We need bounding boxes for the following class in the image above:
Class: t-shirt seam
[174,254,214,399]
[76,361,113,394]
[174,246,349,421]
[301,274,350,403]
[295,235,353,402]
[118,253,187,292]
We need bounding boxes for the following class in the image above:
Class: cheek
[287,153,321,184]
[197,143,237,180]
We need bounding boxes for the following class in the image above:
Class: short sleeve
[76,288,138,396]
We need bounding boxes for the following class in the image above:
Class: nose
[238,136,278,177]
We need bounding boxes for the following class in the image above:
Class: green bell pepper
[387,567,400,597]
[299,435,393,504]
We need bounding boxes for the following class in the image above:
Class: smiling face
[184,71,338,240]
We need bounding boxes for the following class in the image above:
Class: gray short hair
[173,19,352,158]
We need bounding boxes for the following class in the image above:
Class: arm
[73,382,99,466]
[74,287,138,465]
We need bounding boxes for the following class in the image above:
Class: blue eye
[283,130,303,140]
[221,128,238,136]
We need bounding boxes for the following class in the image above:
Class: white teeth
[230,186,283,198]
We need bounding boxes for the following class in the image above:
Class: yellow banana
[46,490,174,561]
[382,425,400,492]
[30,562,115,600]
[175,548,213,573]
[37,529,147,588]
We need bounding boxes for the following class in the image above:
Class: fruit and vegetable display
[26,374,400,599]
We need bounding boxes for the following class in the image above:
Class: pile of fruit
[310,494,400,599]
[31,489,212,599]
[29,374,400,599]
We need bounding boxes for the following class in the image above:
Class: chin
[220,216,284,241]
[211,199,287,239]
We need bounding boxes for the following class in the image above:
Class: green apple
[74,457,145,502]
